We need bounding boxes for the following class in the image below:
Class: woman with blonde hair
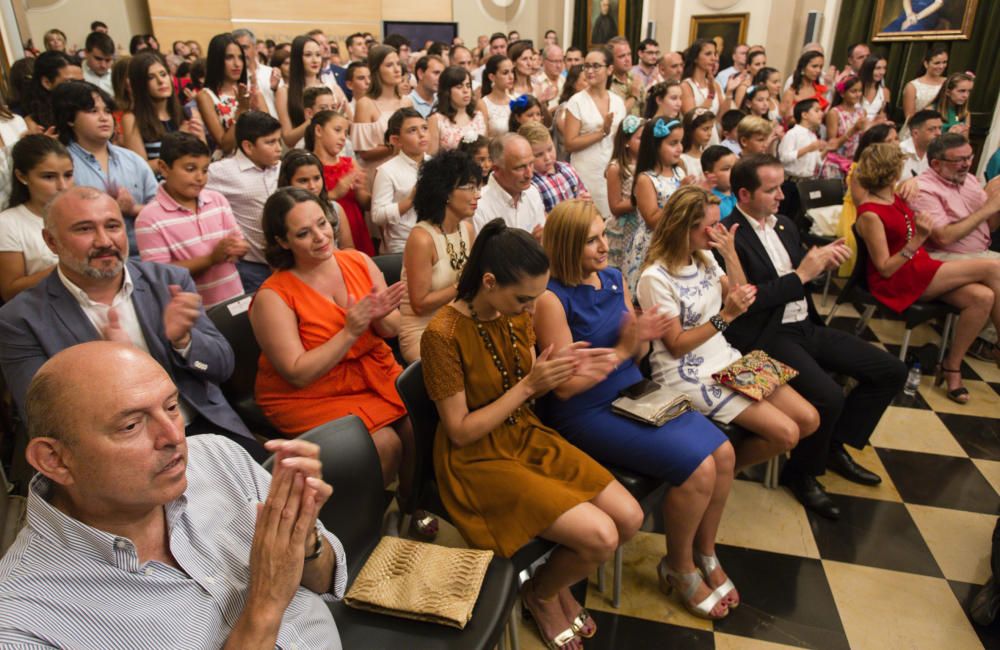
[534,198,737,621]
[855,143,1000,403]
[636,185,819,474]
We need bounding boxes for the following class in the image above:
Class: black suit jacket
[720,208,824,352]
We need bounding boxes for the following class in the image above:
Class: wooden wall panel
[231,0,377,23]
[149,0,453,50]
[148,0,229,20]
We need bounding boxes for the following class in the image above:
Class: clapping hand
[370,281,406,320]
[914,212,935,241]
[211,235,250,264]
[246,439,332,617]
[523,344,578,396]
[617,307,672,357]
[102,307,132,344]
[553,341,619,382]
[721,283,757,321]
[163,284,202,348]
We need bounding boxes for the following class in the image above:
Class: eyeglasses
[941,154,974,164]
[582,63,607,71]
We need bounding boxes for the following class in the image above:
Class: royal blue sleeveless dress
[537,267,728,484]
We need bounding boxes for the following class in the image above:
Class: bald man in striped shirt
[0,342,347,649]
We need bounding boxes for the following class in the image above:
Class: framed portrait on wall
[688,14,749,70]
[588,0,627,46]
[872,0,978,42]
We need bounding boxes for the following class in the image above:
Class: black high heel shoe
[935,365,970,404]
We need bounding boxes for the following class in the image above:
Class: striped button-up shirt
[531,161,588,214]
[136,185,245,308]
[0,435,347,649]
[206,151,279,265]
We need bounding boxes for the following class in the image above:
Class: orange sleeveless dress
[253,250,406,436]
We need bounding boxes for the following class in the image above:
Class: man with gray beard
[0,186,265,460]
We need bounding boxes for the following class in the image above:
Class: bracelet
[899,247,915,260]
[304,531,323,561]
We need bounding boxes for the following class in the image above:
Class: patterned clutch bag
[711,350,799,401]
[344,536,493,629]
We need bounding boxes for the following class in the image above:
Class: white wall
[22,0,150,53]
[451,0,565,46]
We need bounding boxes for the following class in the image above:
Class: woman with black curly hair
[399,149,479,362]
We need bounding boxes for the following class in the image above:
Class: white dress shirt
[371,152,429,253]
[472,174,546,234]
[56,266,195,422]
[778,124,822,179]
[746,213,809,324]
[900,139,929,179]
[82,61,113,96]
[254,63,278,118]
[206,151,279,264]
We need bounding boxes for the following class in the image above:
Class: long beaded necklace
[876,192,913,241]
[467,300,525,425]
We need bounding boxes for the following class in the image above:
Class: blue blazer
[0,260,252,441]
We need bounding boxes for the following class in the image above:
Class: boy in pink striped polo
[136,132,249,308]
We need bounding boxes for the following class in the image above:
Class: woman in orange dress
[421,219,643,650]
[250,186,411,490]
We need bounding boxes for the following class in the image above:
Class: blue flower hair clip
[652,118,680,138]
[509,94,531,111]
[621,115,643,135]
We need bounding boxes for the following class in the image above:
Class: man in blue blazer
[0,186,266,461]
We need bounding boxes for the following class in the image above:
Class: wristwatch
[709,314,729,332]
[304,529,323,562]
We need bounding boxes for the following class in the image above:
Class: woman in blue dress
[534,198,737,621]
[883,0,945,32]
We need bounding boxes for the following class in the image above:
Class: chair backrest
[206,294,258,404]
[394,361,439,517]
[264,415,384,579]
[373,253,403,286]
[797,178,846,212]
[849,223,871,292]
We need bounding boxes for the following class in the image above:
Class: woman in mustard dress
[421,219,643,650]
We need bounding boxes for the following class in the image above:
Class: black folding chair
[826,225,958,362]
[372,254,406,366]
[206,294,281,438]
[796,178,846,306]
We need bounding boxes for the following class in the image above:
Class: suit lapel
[732,209,778,279]
[775,216,803,266]
[128,263,170,368]
[46,273,101,344]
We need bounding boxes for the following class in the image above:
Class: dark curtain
[832,0,1000,155]
[571,0,643,52]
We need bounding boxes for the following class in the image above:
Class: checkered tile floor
[429,283,1000,649]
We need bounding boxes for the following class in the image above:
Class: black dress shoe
[780,471,841,520]
[827,447,882,486]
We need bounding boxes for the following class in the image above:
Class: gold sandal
[521,582,581,650]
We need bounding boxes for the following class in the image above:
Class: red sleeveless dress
[858,196,942,312]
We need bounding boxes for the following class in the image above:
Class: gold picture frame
[688,13,749,68]
[587,0,628,47]
[872,0,978,42]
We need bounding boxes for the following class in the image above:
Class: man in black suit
[722,154,906,519]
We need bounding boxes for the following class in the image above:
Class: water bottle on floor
[903,362,921,397]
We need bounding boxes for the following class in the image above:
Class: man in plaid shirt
[518,122,589,214]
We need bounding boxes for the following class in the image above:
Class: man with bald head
[0,342,347,647]
[472,133,546,239]
[658,50,684,83]
[0,186,264,459]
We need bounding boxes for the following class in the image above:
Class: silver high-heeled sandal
[657,557,728,620]
[695,551,739,609]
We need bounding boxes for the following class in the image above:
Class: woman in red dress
[855,143,1000,404]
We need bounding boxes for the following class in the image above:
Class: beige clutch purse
[612,379,693,427]
[344,536,493,629]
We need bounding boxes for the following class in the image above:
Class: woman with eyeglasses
[399,150,478,362]
[563,47,626,219]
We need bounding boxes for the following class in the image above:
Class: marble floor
[427,284,1000,649]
